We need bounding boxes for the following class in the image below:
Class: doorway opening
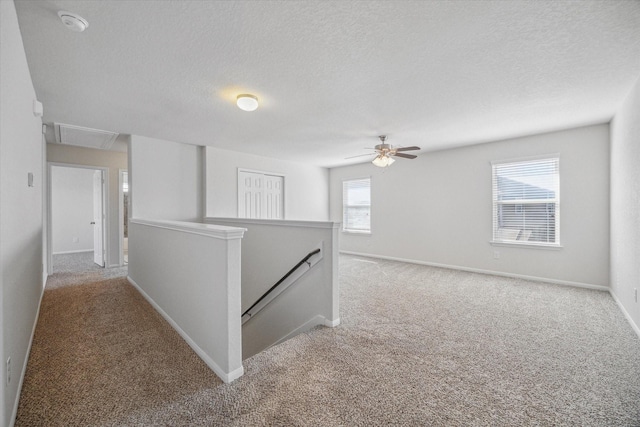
[48,164,107,274]
[119,170,128,265]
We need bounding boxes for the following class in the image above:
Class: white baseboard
[324,317,341,327]
[340,251,609,292]
[52,249,93,255]
[609,290,640,339]
[9,284,45,427]
[126,276,244,384]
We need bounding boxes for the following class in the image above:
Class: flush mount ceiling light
[58,11,89,32]
[236,94,259,111]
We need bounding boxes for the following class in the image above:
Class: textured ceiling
[14,0,640,167]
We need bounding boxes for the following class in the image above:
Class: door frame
[118,169,128,266]
[47,162,109,274]
[237,168,286,219]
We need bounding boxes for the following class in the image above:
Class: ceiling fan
[348,136,421,167]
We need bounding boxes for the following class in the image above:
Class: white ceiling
[14,0,640,167]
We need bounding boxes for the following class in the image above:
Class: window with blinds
[343,178,371,233]
[492,157,559,246]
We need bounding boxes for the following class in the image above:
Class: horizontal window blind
[492,158,559,245]
[343,178,371,232]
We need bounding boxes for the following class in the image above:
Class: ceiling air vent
[54,123,119,150]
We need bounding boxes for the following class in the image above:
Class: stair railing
[241,248,321,324]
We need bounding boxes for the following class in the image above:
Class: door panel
[238,171,264,218]
[238,171,284,219]
[93,170,104,267]
[264,175,284,219]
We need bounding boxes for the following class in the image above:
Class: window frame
[491,156,561,249]
[342,177,371,234]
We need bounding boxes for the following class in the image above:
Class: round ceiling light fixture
[236,94,259,112]
[58,11,89,32]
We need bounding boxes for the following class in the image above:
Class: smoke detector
[58,11,89,32]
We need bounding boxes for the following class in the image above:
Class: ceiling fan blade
[395,146,420,152]
[345,152,376,159]
[393,153,417,159]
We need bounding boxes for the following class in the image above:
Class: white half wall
[611,75,640,335]
[204,146,329,221]
[47,143,128,267]
[127,219,245,383]
[130,135,202,222]
[51,166,95,254]
[1,2,44,425]
[330,124,610,288]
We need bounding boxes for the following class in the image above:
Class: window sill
[342,230,371,235]
[490,240,562,250]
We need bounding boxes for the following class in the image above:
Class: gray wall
[611,75,640,333]
[1,2,44,425]
[47,143,128,268]
[330,124,610,288]
[130,135,202,222]
[51,167,95,254]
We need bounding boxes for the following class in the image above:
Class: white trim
[324,317,341,327]
[205,217,340,230]
[340,250,609,291]
[9,284,45,427]
[238,167,286,177]
[118,169,127,267]
[47,162,110,274]
[131,218,246,240]
[609,290,640,339]
[490,152,562,166]
[342,230,371,236]
[127,276,244,383]
[490,241,563,250]
[52,249,93,255]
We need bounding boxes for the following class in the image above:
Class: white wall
[51,167,95,254]
[1,2,44,425]
[205,146,329,221]
[130,135,202,222]
[330,124,610,288]
[47,143,127,267]
[610,76,640,335]
[127,219,244,383]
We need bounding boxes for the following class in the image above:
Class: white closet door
[238,171,264,218]
[264,175,284,219]
[238,170,284,219]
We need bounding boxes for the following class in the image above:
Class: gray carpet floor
[52,251,104,274]
[51,252,128,287]
[16,254,640,426]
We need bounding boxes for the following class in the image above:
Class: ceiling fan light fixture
[372,154,395,167]
[237,94,259,111]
